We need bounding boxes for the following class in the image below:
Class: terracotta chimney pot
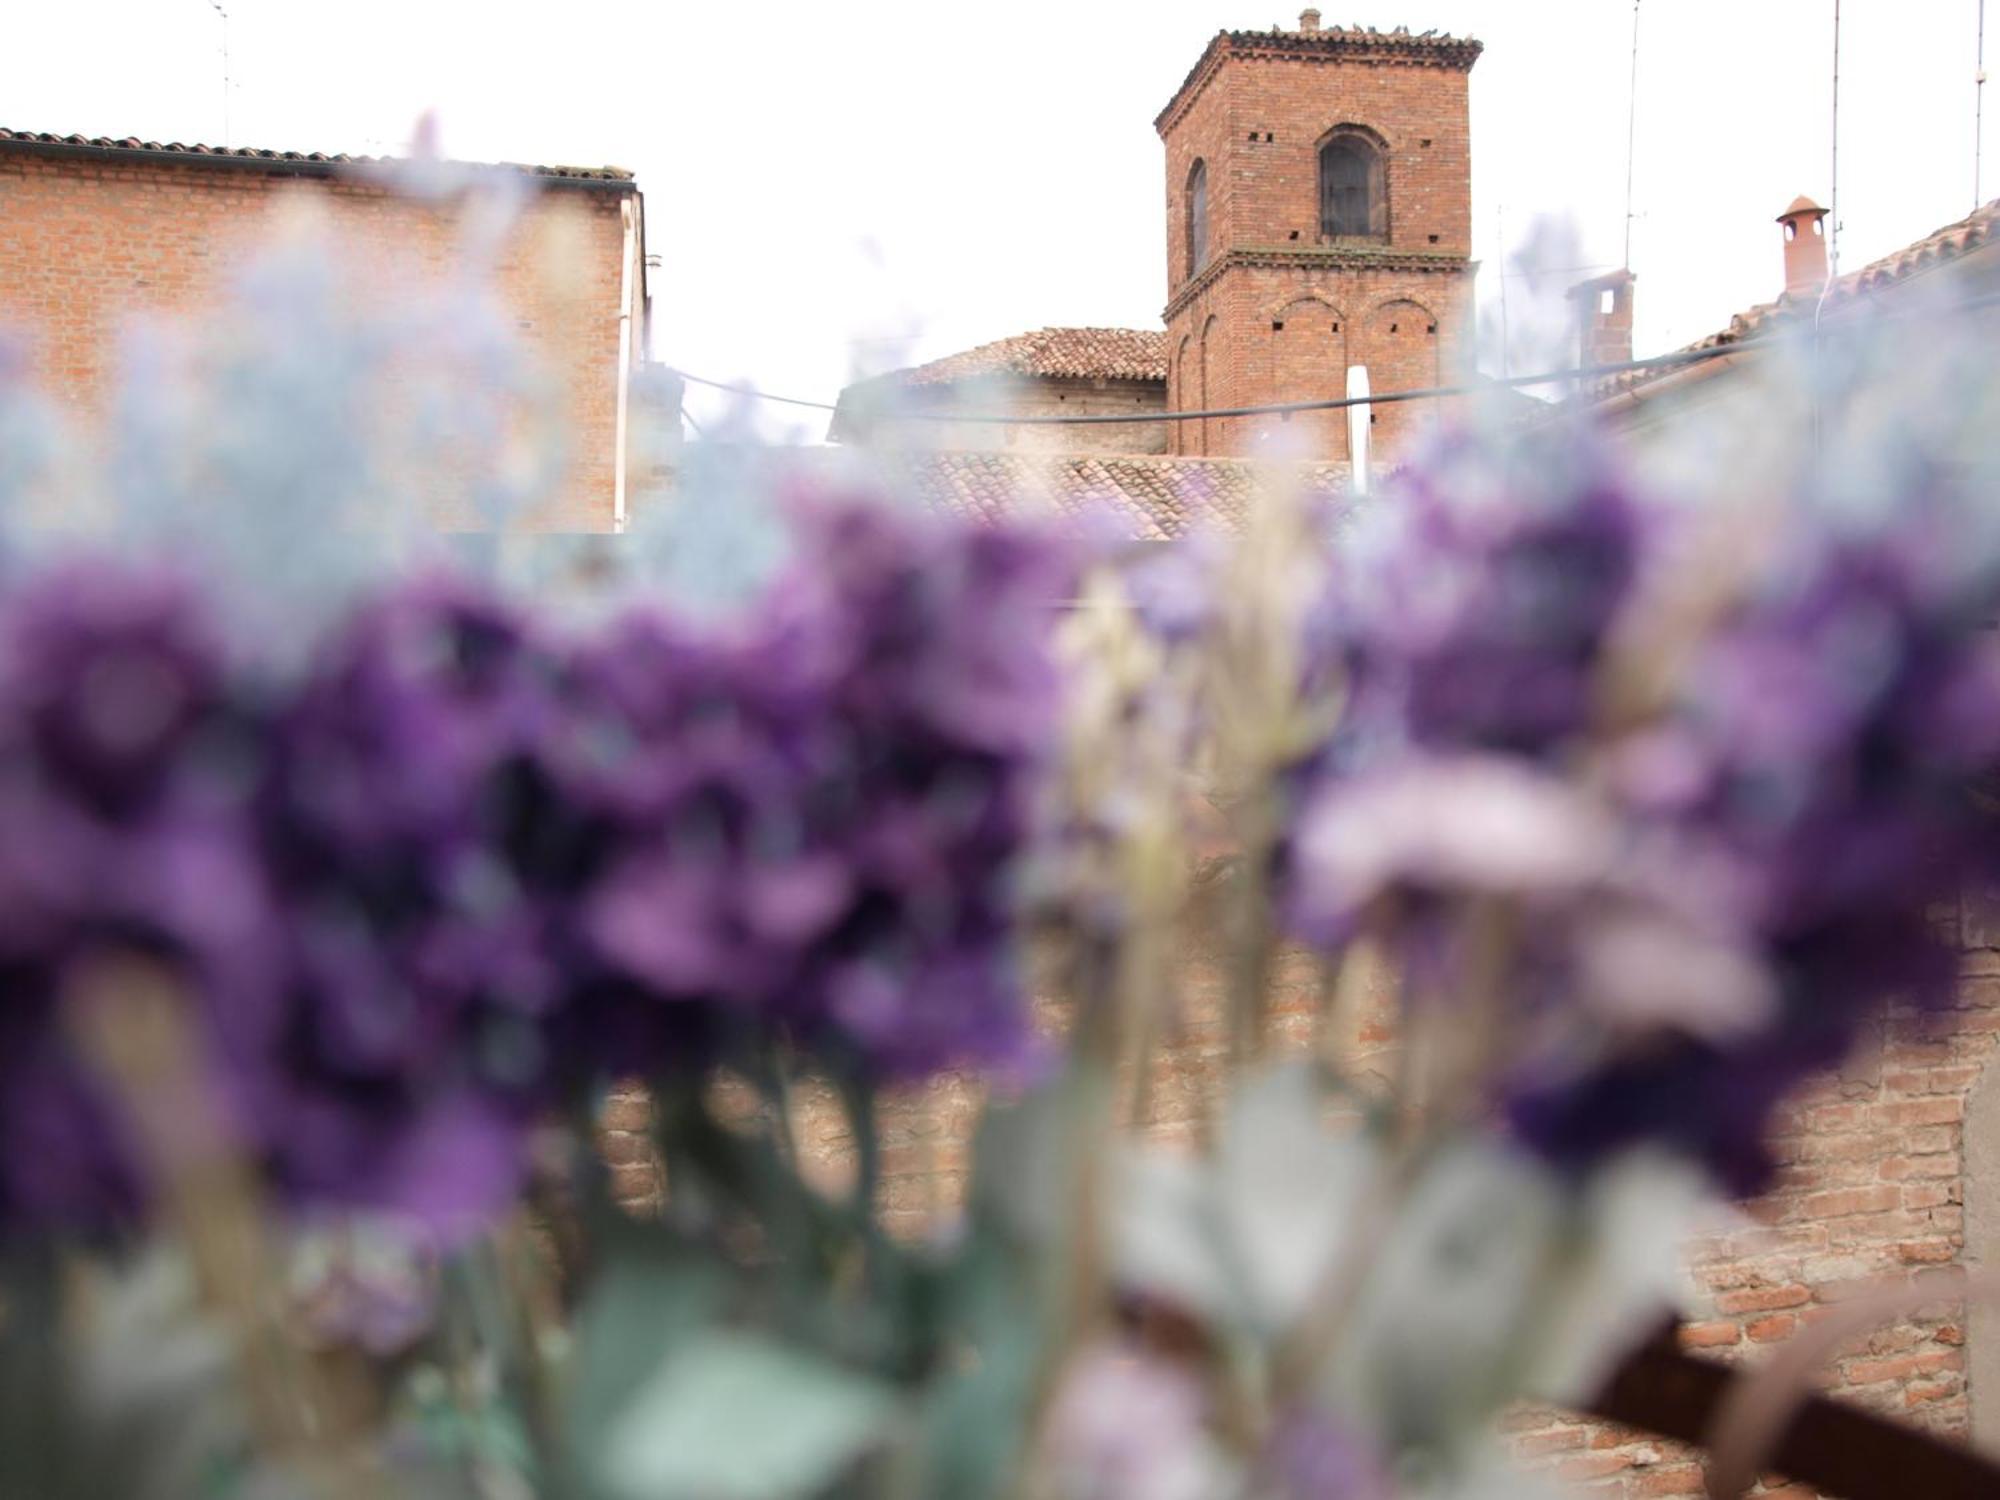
[1776,195,1831,299]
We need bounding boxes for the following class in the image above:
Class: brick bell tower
[1158,12,1481,459]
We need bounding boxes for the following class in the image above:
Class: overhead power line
[1624,0,1642,271]
[673,369,843,412]
[1979,0,1988,210]
[664,286,2000,432]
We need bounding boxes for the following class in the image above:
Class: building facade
[836,14,1480,468]
[828,327,1169,454]
[0,129,651,533]
[1157,13,1479,459]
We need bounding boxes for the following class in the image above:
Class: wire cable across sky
[666,285,2000,431]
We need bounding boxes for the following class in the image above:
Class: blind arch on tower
[1318,126,1388,242]
[1197,314,1219,455]
[1185,159,1210,281]
[1171,333,1194,454]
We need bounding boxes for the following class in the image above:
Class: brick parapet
[0,151,642,531]
[1157,30,1476,460]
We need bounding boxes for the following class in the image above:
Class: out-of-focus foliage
[2,183,1998,1500]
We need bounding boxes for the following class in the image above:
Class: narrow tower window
[1318,130,1387,241]
[1186,158,1209,278]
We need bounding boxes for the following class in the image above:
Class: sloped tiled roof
[0,128,634,186]
[830,328,1170,443]
[1587,197,2000,405]
[881,451,1351,540]
[885,327,1168,389]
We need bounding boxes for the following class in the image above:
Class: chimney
[1298,8,1321,31]
[1568,268,1635,370]
[1776,195,1830,299]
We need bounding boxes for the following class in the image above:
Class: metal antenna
[206,1,231,146]
[1812,0,1842,464]
[1828,0,1842,281]
[1623,0,1641,270]
[1979,0,1988,209]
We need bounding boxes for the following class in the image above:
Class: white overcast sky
[5,2,1993,440]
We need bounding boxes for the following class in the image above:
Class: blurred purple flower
[256,576,568,1225]
[0,563,280,1233]
[1291,754,1616,934]
[1291,430,2000,1194]
[1259,1407,1392,1500]
[1328,434,1651,765]
[0,497,1073,1232]
[1513,507,2000,1190]
[1042,1343,1219,1500]
[291,1224,438,1358]
[581,498,1074,1080]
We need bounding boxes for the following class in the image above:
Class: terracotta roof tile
[881,451,1350,540]
[0,128,634,185]
[880,327,1168,389]
[1585,197,2000,404]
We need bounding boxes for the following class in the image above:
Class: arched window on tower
[1186,159,1209,279]
[1318,130,1387,242]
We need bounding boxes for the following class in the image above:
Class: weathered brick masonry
[598,923,1997,1499]
[0,132,647,532]
[1507,918,1998,1498]
[1157,21,1478,460]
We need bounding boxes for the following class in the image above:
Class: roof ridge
[846,326,1169,392]
[0,127,634,184]
[1584,195,2000,405]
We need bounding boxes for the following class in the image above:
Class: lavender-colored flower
[1291,428,2000,1194]
[0,563,239,822]
[581,498,1075,1080]
[1290,755,1618,929]
[1512,502,2000,1191]
[1041,1342,1222,1500]
[1258,1407,1392,1500]
[291,1222,439,1358]
[0,496,1072,1232]
[0,563,280,1233]
[1326,433,1651,766]
[256,576,568,1226]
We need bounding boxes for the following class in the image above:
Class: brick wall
[1508,902,1996,1499]
[598,903,2000,1496]
[1158,34,1477,460]
[0,149,643,532]
[1571,273,1636,371]
[1166,262,1472,458]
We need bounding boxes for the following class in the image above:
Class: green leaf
[1111,1147,1232,1324]
[1108,1063,1377,1336]
[910,1241,1041,1500]
[968,1076,1082,1249]
[1215,1061,1374,1331]
[599,1330,897,1500]
[1320,1138,1562,1450]
[1522,1149,1703,1405]
[565,1253,732,1494]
